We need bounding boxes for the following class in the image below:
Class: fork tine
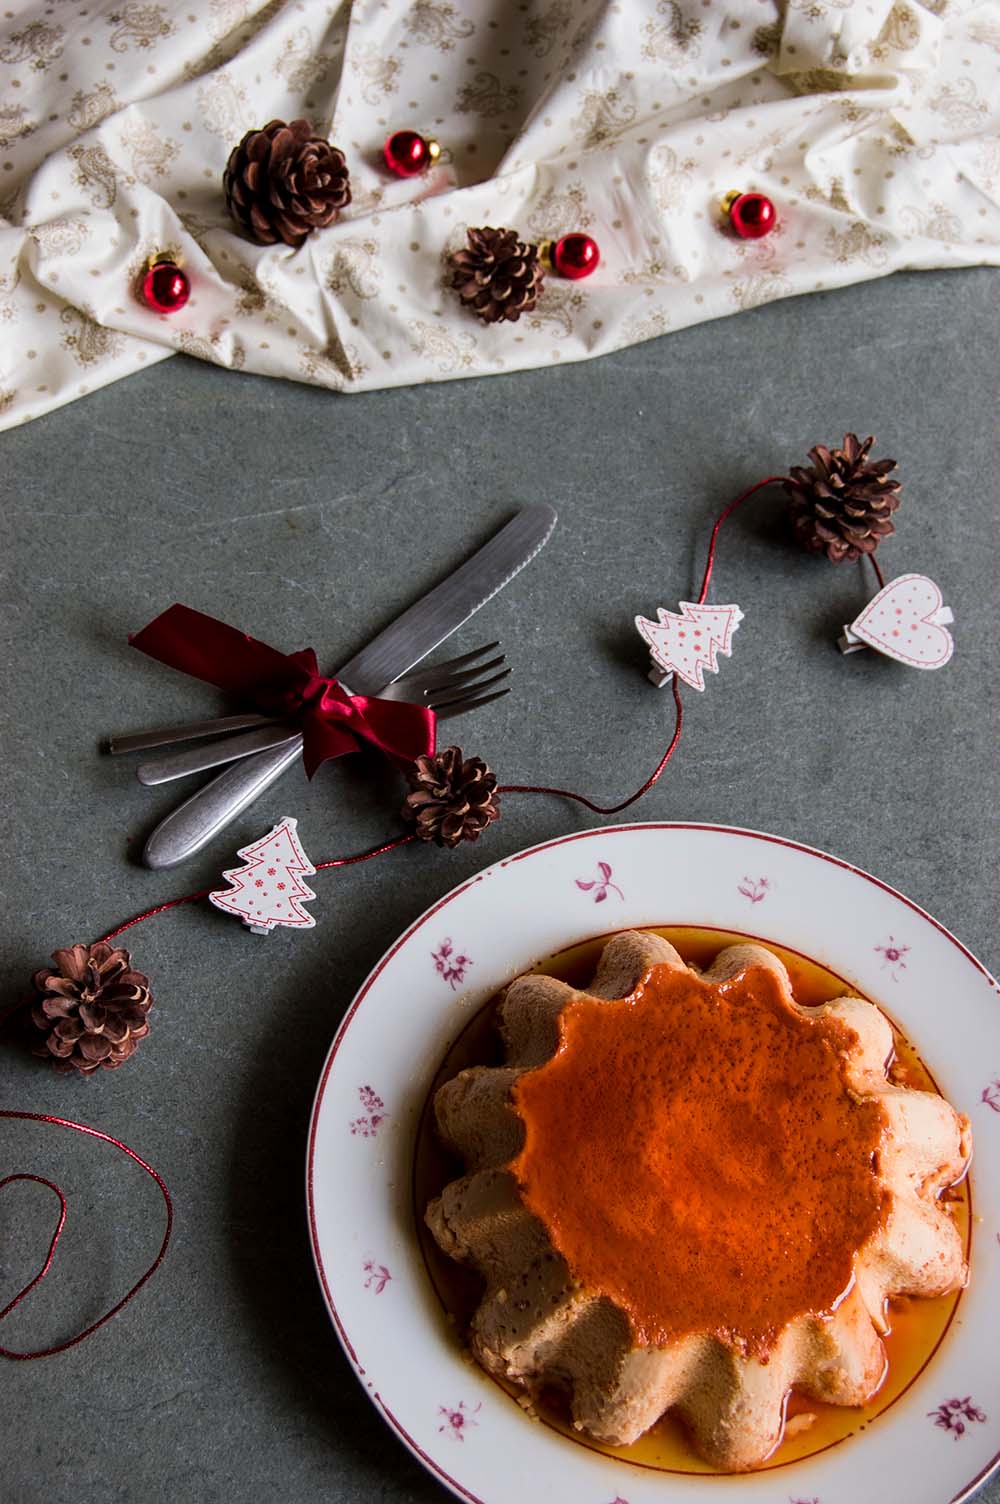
[418,654,507,698]
[386,642,501,697]
[435,687,511,721]
[428,667,512,710]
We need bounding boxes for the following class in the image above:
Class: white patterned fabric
[1,0,998,428]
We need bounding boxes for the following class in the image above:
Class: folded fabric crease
[0,0,998,429]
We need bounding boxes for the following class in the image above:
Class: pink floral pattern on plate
[875,935,910,980]
[928,1397,987,1437]
[438,1399,480,1440]
[575,861,623,902]
[362,1259,391,1294]
[982,1079,1000,1112]
[349,1084,386,1137]
[737,874,770,904]
[432,938,472,988]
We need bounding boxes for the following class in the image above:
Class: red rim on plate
[303,824,998,1504]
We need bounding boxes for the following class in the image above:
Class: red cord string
[5,475,812,956]
[4,470,884,1360]
[90,834,417,945]
[498,474,785,815]
[0,1175,66,1322]
[0,835,410,1361]
[100,887,213,943]
[696,475,787,603]
[500,676,684,815]
[0,1112,173,1360]
[315,832,415,871]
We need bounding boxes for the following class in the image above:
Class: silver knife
[141,503,557,868]
[137,724,303,784]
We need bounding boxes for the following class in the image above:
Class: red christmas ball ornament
[141,259,190,314]
[722,190,776,240]
[539,232,600,280]
[553,232,600,279]
[383,129,441,178]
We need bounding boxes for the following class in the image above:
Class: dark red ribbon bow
[129,604,436,780]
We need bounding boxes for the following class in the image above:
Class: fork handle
[142,736,304,869]
[137,725,301,785]
[108,712,278,755]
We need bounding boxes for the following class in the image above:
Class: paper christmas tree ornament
[635,602,744,690]
[209,817,317,934]
[838,574,954,669]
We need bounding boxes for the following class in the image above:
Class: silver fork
[117,643,510,786]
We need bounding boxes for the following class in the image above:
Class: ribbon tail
[301,711,362,781]
[129,604,318,698]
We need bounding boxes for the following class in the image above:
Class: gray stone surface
[2,266,998,1504]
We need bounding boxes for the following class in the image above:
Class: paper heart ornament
[636,601,744,690]
[839,574,954,670]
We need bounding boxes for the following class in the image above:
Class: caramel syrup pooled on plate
[413,927,971,1474]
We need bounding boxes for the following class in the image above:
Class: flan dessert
[425,931,971,1471]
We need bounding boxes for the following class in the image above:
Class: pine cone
[30,942,153,1075]
[402,746,501,848]
[449,226,544,324]
[223,118,351,248]
[785,433,902,563]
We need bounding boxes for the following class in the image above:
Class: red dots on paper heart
[725,191,776,239]
[141,260,190,313]
[552,232,600,279]
[383,130,440,177]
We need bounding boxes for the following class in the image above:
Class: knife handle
[137,725,301,785]
[108,712,278,756]
[142,736,303,869]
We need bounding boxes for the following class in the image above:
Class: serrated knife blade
[141,503,557,868]
[336,502,556,695]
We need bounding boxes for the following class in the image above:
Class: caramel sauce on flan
[415,928,971,1474]
[509,960,889,1354]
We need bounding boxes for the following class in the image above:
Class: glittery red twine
[2,474,885,1359]
[0,1112,172,1360]
[496,474,784,812]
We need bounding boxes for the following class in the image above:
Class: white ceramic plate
[307,823,1000,1504]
